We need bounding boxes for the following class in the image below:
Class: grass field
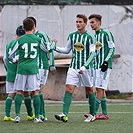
[0,101,133,133]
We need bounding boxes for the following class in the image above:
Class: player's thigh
[95,68,111,90]
[14,74,27,91]
[6,81,16,94]
[27,74,40,91]
[66,68,80,87]
[80,69,93,87]
[39,69,49,85]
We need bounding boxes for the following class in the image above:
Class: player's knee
[66,85,75,93]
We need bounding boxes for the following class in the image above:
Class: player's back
[35,30,50,69]
[16,34,41,75]
[6,40,17,81]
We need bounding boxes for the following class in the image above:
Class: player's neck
[78,29,86,34]
[95,26,101,31]
[26,31,33,34]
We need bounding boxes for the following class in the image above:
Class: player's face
[76,17,87,32]
[89,18,100,31]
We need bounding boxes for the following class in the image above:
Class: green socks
[5,96,13,117]
[94,97,101,115]
[24,95,33,116]
[15,94,22,116]
[88,93,95,116]
[39,92,46,117]
[33,95,40,118]
[63,92,72,116]
[101,97,107,115]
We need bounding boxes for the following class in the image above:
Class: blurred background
[0,0,132,100]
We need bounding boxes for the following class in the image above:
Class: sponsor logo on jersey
[96,41,103,50]
[74,42,84,51]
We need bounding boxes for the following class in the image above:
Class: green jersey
[35,30,55,70]
[69,31,95,69]
[4,40,17,82]
[9,34,43,75]
[94,28,115,69]
[56,31,96,69]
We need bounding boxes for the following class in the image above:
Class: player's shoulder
[69,31,78,36]
[86,30,94,36]
[6,40,16,47]
[35,30,48,37]
[102,28,112,35]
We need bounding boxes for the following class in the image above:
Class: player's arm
[40,38,50,53]
[3,50,7,70]
[100,33,115,72]
[79,45,95,74]
[8,41,19,63]
[48,38,57,75]
[55,39,72,54]
[49,50,56,75]
[105,42,115,62]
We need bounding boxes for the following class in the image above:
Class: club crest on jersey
[74,42,84,51]
[95,41,103,50]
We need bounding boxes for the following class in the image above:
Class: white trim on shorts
[66,68,93,87]
[14,74,40,91]
[93,68,111,90]
[6,81,16,93]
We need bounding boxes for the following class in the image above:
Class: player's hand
[78,66,86,74]
[78,70,83,74]
[49,66,56,75]
[50,38,58,43]
[50,69,57,75]
[100,61,108,72]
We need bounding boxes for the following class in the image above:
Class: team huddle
[3,14,115,123]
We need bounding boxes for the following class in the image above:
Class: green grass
[0,101,133,133]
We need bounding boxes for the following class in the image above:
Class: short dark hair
[88,14,102,22]
[27,16,36,27]
[23,18,34,31]
[16,25,25,36]
[76,14,88,23]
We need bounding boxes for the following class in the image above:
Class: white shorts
[93,68,111,90]
[6,81,16,94]
[14,74,40,91]
[66,68,93,87]
[39,69,49,85]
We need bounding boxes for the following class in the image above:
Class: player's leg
[94,88,104,115]
[24,91,34,121]
[14,90,23,123]
[28,74,42,123]
[95,69,111,120]
[55,84,75,122]
[97,91,109,120]
[55,68,77,122]
[13,74,27,123]
[39,69,49,121]
[81,69,96,122]
[4,82,16,121]
[84,88,96,122]
[32,90,42,123]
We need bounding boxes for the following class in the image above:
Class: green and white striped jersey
[94,28,115,69]
[4,40,17,82]
[35,30,55,70]
[56,30,96,69]
[70,31,96,69]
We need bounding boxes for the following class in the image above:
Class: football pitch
[0,101,133,133]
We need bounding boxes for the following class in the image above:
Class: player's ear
[33,25,36,32]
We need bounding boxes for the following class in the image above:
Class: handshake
[47,38,57,51]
